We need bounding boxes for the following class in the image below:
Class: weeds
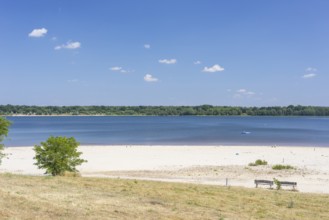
[273,178,281,190]
[272,164,294,170]
[287,198,294,208]
[248,159,268,166]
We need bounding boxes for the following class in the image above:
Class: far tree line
[1,105,329,116]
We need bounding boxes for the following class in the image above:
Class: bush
[0,117,11,165]
[34,136,87,176]
[273,178,281,190]
[248,159,268,166]
[272,164,294,170]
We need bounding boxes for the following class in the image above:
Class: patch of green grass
[272,164,294,170]
[248,159,268,166]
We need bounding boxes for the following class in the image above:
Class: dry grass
[0,173,329,219]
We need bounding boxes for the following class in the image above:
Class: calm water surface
[3,116,329,147]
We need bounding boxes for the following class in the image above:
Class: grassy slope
[0,173,328,220]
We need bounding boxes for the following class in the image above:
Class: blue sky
[0,0,328,106]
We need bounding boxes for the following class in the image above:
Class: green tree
[0,117,11,165]
[34,136,87,176]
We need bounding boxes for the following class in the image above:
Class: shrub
[0,117,11,165]
[248,159,268,166]
[34,136,87,176]
[273,178,281,190]
[272,164,294,170]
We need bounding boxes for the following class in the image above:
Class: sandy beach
[1,145,329,194]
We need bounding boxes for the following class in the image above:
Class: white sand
[1,145,329,194]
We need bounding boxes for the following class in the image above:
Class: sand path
[1,145,329,194]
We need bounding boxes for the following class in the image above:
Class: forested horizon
[1,105,329,116]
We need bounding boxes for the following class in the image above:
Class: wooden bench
[255,180,297,190]
[254,180,274,188]
[279,181,297,190]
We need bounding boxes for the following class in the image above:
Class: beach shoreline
[1,145,329,194]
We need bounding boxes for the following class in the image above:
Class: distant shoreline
[6,144,329,148]
[3,114,329,117]
[1,105,329,116]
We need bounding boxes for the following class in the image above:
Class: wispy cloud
[306,67,317,72]
[55,41,81,50]
[159,59,177,64]
[202,64,224,73]
[144,74,158,82]
[302,67,317,79]
[237,89,255,95]
[110,66,122,71]
[110,66,132,73]
[144,44,151,49]
[234,89,256,98]
[28,28,48,37]
[67,79,79,83]
[194,61,201,65]
[302,73,316,79]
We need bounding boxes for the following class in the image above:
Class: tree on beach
[0,117,11,165]
[34,136,87,176]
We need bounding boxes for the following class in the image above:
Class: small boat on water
[241,131,251,135]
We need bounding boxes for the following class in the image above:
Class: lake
[3,116,329,147]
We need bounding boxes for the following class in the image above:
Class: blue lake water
[3,116,329,147]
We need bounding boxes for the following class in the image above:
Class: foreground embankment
[1,173,329,219]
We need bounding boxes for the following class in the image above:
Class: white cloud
[65,42,81,49]
[144,44,151,49]
[237,89,247,93]
[28,28,48,37]
[302,73,316,79]
[54,41,81,50]
[202,64,224,73]
[159,59,177,64]
[302,67,317,79]
[110,66,133,73]
[110,66,122,71]
[144,74,158,82]
[51,36,57,41]
[306,67,317,72]
[67,79,79,83]
[234,89,256,98]
[194,61,201,65]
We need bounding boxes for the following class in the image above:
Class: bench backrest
[279,181,297,186]
[255,180,273,184]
